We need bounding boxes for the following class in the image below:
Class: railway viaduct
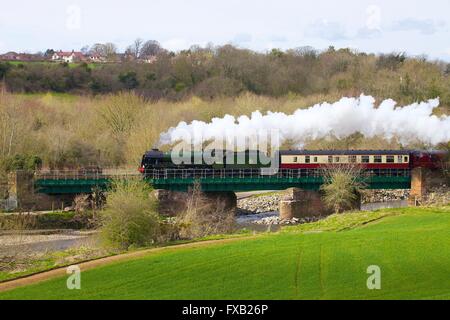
[5,168,442,218]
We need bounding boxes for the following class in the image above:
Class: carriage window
[293,157,298,163]
[334,157,340,163]
[328,156,333,163]
[386,156,395,163]
[313,157,318,163]
[305,156,310,164]
[374,156,382,163]
[361,156,370,163]
[398,156,403,163]
[404,156,409,163]
[349,155,357,163]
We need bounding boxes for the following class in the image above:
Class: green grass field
[1,206,449,300]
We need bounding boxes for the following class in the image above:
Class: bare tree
[176,182,235,239]
[103,43,118,59]
[90,43,105,56]
[80,45,90,55]
[126,38,144,60]
[89,43,117,60]
[140,40,163,57]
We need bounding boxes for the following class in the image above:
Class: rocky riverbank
[361,189,410,204]
[237,189,414,215]
[238,194,281,215]
[237,212,321,226]
[421,185,450,206]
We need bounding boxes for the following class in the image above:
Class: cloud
[365,5,382,31]
[305,19,348,41]
[269,35,287,43]
[356,27,382,39]
[390,18,445,35]
[232,33,253,44]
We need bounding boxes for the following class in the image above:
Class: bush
[176,183,235,239]
[100,179,161,250]
[0,155,42,172]
[320,164,366,214]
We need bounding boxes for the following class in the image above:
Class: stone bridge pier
[408,167,446,206]
[153,189,237,217]
[279,188,361,220]
[6,171,76,211]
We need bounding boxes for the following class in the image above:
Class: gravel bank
[0,231,96,248]
[0,231,99,256]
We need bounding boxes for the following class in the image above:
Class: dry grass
[0,90,444,169]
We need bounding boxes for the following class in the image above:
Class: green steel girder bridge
[34,168,412,194]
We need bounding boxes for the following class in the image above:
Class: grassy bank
[0,247,109,282]
[1,206,449,300]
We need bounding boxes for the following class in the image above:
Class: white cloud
[65,5,82,31]
[390,18,444,35]
[356,27,382,39]
[232,33,253,44]
[365,5,382,31]
[269,35,287,43]
[305,19,349,41]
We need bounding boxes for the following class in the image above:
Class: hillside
[1,206,449,300]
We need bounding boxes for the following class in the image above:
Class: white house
[52,50,85,63]
[88,53,107,63]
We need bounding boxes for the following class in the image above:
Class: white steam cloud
[159,95,450,148]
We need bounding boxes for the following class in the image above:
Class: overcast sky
[1,0,450,60]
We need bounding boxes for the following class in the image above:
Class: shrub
[320,164,366,214]
[0,154,42,172]
[100,179,161,250]
[176,183,235,239]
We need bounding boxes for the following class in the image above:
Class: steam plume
[159,95,450,148]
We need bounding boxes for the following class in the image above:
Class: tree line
[1,45,450,105]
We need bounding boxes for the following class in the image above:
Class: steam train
[140,149,447,174]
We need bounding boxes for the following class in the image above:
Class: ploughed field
[1,206,449,300]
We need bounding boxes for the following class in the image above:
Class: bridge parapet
[33,168,412,194]
[145,168,411,192]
